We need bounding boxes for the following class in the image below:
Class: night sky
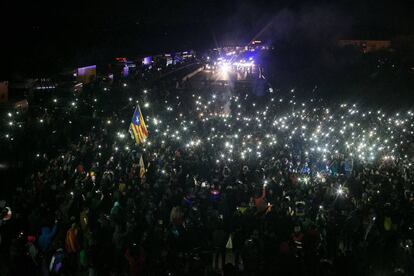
[1,0,413,78]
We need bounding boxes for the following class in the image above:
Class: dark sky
[1,0,414,77]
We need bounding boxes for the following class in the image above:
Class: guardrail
[182,66,204,82]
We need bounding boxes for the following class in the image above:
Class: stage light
[219,62,230,74]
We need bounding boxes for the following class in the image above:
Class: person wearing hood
[254,186,268,214]
[125,243,146,276]
[112,223,129,274]
[211,223,227,271]
[64,222,81,272]
[65,223,80,254]
[38,221,58,253]
[110,201,123,223]
[26,235,39,267]
[38,221,58,276]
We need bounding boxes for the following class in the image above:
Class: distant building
[33,78,57,91]
[153,54,167,69]
[8,79,36,100]
[75,65,97,84]
[338,40,391,53]
[0,81,8,103]
[181,50,195,60]
[0,80,30,111]
[165,53,173,66]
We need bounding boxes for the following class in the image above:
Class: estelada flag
[129,105,148,144]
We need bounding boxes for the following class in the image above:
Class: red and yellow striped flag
[139,155,146,179]
[129,105,148,144]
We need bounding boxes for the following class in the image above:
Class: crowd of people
[1,61,414,276]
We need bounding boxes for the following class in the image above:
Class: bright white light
[144,102,149,108]
[219,62,230,74]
